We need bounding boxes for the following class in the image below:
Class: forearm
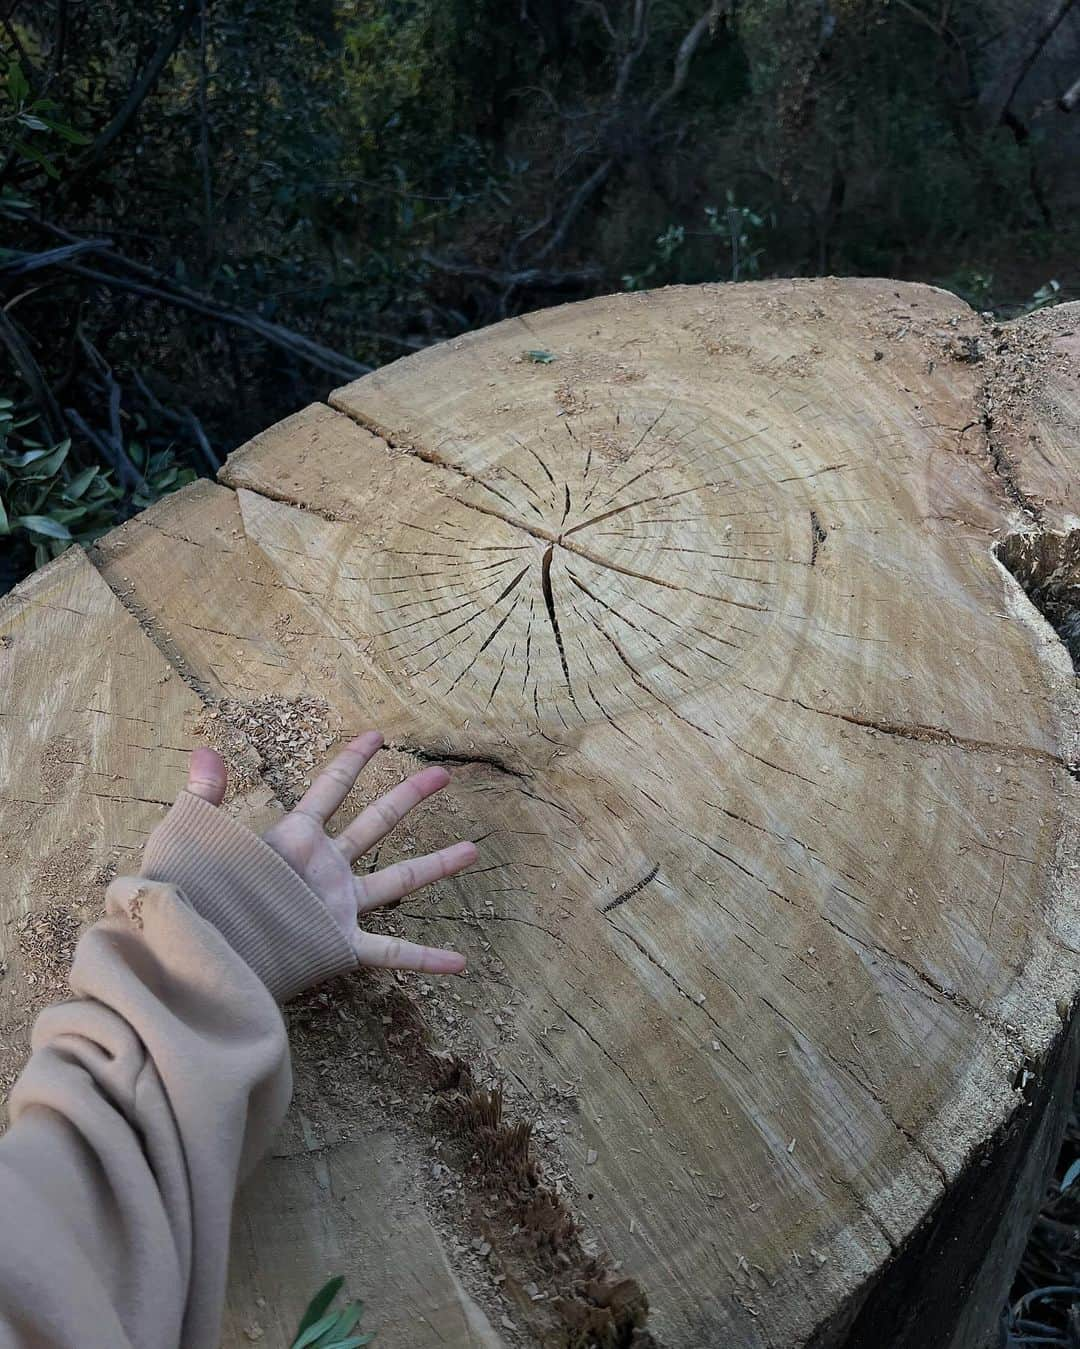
[0,881,290,1349]
[0,794,356,1349]
[0,732,466,1349]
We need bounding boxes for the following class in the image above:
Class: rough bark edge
[806,1007,1080,1349]
[807,298,1080,1349]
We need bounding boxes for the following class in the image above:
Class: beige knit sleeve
[0,793,359,1348]
[141,790,358,1001]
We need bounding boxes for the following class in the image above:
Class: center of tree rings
[369,401,793,728]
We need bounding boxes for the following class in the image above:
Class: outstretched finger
[355,840,477,914]
[293,731,383,825]
[354,929,466,975]
[334,765,450,863]
[187,747,227,806]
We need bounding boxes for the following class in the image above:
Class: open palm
[187,731,473,974]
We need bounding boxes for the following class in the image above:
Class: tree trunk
[3,279,1079,1348]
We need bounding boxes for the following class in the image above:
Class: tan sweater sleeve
[0,791,359,1349]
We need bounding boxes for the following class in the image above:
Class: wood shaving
[16,904,80,994]
[196,695,337,807]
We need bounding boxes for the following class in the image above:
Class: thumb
[187,747,227,806]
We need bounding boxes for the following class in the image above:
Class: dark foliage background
[1,2,1080,1339]
[2,0,1079,588]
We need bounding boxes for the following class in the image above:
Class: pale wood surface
[0,548,277,1108]
[224,1127,503,1349]
[3,280,1079,1348]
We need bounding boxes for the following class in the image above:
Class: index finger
[293,730,384,825]
[354,929,466,975]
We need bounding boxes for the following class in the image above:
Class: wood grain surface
[3,278,1078,1349]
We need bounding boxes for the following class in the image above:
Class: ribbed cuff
[140,792,357,1002]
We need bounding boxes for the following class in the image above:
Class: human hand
[186,731,473,974]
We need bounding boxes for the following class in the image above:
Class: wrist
[140,791,357,1001]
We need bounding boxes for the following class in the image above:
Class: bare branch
[0,239,112,276]
[649,1,723,120]
[891,0,942,35]
[0,306,67,442]
[420,252,601,288]
[2,222,369,382]
[65,406,145,493]
[67,0,199,182]
[133,372,220,472]
[511,0,724,274]
[612,0,650,105]
[65,260,368,380]
[581,0,618,42]
[975,0,1078,129]
[531,157,615,262]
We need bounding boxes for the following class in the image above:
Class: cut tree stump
[3,279,1079,1349]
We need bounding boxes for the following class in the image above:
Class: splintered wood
[5,280,1080,1349]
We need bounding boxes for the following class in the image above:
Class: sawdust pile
[196,695,336,807]
[16,904,80,993]
[284,974,653,1349]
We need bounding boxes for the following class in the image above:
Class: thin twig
[49,0,69,83]
[132,370,220,472]
[1060,69,1080,112]
[420,252,601,288]
[0,239,112,276]
[183,408,218,472]
[612,0,649,105]
[531,157,614,263]
[1,228,369,380]
[0,305,66,441]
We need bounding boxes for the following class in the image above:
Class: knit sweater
[0,790,359,1348]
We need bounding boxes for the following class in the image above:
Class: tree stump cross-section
[3,279,1080,1349]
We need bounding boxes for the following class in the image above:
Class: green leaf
[0,493,8,534]
[524,349,555,363]
[45,505,91,525]
[7,61,29,106]
[151,466,179,491]
[325,1305,362,1340]
[13,514,71,540]
[63,466,99,500]
[0,188,33,212]
[18,114,48,131]
[292,1311,342,1349]
[11,140,60,179]
[21,439,71,479]
[293,1278,344,1343]
[0,445,54,469]
[34,115,91,145]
